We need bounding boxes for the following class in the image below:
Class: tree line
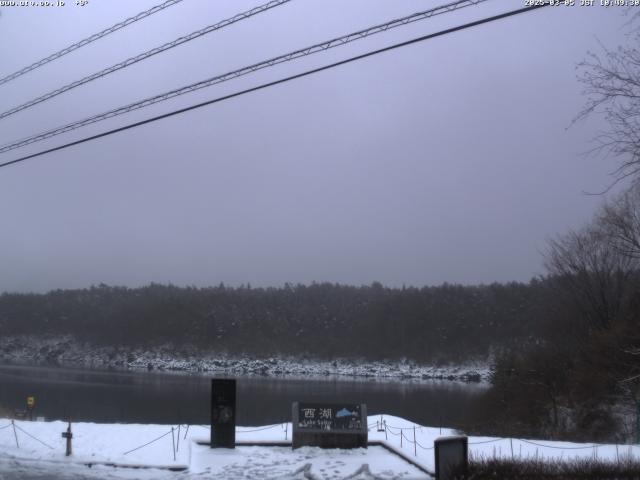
[0,279,549,363]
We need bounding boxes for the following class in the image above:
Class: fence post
[64,421,73,456]
[384,420,387,441]
[176,424,181,452]
[510,438,514,460]
[285,423,288,441]
[11,420,19,448]
[413,426,417,457]
[400,429,403,448]
[171,427,176,461]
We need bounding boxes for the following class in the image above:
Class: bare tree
[575,23,640,184]
[599,183,640,259]
[545,218,636,330]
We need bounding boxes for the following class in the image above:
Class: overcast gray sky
[0,0,634,293]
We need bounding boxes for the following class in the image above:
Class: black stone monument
[210,378,236,448]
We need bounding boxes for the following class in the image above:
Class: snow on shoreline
[0,335,490,382]
[0,415,637,479]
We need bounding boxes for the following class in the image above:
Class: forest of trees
[472,184,640,442]
[0,279,549,363]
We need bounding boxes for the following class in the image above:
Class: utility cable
[0,0,490,153]
[0,0,291,120]
[0,0,185,86]
[0,3,551,170]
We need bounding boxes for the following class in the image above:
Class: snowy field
[0,335,489,382]
[1,415,638,479]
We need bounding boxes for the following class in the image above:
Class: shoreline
[0,334,490,382]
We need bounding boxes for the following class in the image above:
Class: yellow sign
[27,396,35,408]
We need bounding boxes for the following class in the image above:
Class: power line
[0,0,488,153]
[0,0,185,87]
[0,0,291,121]
[0,3,550,170]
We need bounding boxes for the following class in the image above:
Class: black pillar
[211,378,236,448]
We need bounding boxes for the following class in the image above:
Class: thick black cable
[0,0,291,120]
[0,0,184,86]
[0,3,550,170]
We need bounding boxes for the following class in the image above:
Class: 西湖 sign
[292,402,367,449]
[297,404,363,431]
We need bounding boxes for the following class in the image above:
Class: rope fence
[3,416,639,465]
[123,429,173,456]
[10,421,54,450]
[520,439,601,450]
[236,424,281,433]
[415,439,434,451]
[373,417,640,461]
[468,438,504,445]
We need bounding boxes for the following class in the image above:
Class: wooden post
[171,427,176,461]
[176,424,181,452]
[62,421,72,456]
[400,429,403,448]
[413,426,417,457]
[11,420,19,448]
[285,423,288,441]
[384,420,387,441]
[510,438,514,460]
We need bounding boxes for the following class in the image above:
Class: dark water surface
[0,364,486,427]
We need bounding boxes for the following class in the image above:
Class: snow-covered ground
[0,415,638,479]
[0,335,490,382]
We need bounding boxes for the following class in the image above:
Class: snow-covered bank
[0,415,638,479]
[0,335,490,382]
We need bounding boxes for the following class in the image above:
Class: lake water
[0,364,486,428]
